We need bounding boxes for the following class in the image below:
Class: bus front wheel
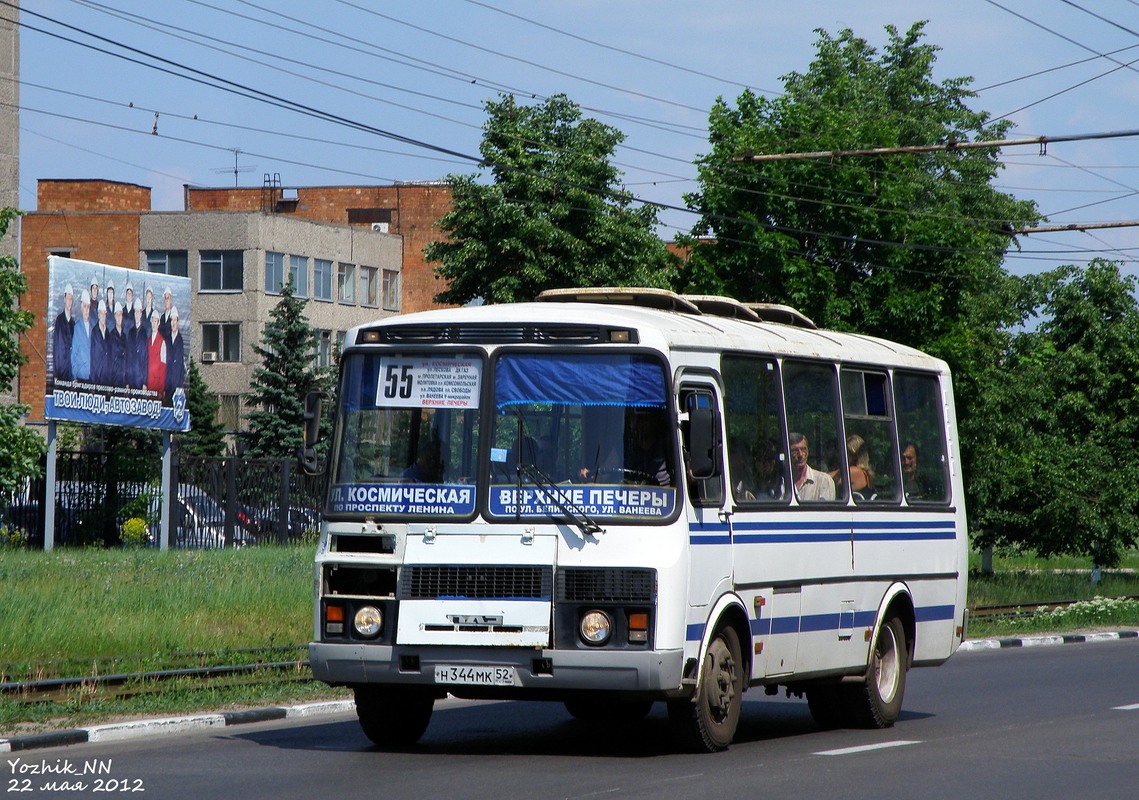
[844,615,907,728]
[669,625,744,752]
[354,685,435,747]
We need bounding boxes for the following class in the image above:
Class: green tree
[0,208,45,496]
[679,23,1044,548]
[177,358,227,458]
[974,261,1139,566]
[680,23,1039,350]
[425,94,676,305]
[244,280,320,459]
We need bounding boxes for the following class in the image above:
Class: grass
[0,546,314,674]
[0,545,349,737]
[967,548,1139,638]
[2,544,1139,736]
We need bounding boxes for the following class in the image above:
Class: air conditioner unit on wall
[201,351,218,364]
[371,222,389,233]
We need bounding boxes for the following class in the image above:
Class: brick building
[19,178,453,432]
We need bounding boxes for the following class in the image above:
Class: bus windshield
[327,352,482,518]
[488,352,677,522]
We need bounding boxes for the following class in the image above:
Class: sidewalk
[4,629,1138,753]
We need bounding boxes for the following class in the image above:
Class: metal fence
[2,450,325,550]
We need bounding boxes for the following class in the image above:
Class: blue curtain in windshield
[341,354,380,410]
[496,353,666,409]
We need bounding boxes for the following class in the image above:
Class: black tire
[564,696,655,722]
[354,685,435,747]
[805,684,846,729]
[843,615,907,729]
[669,625,744,752]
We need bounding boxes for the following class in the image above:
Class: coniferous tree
[244,280,320,459]
[177,359,227,458]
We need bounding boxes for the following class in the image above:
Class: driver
[625,408,671,485]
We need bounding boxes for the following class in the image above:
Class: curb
[959,629,1139,652]
[0,699,355,753]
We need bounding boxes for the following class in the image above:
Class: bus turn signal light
[628,612,648,643]
[325,604,345,635]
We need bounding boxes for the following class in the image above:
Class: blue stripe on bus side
[690,519,957,546]
[688,605,953,642]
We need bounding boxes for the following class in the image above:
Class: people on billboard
[147,307,167,395]
[123,283,136,337]
[72,289,93,382]
[164,306,185,402]
[90,300,112,386]
[88,276,100,315]
[126,300,149,390]
[158,287,174,344]
[108,302,127,388]
[51,285,76,382]
[104,280,116,323]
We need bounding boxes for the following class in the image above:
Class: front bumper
[309,641,684,693]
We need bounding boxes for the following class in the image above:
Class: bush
[0,523,29,549]
[119,517,150,548]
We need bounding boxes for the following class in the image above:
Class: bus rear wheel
[669,625,744,752]
[844,615,907,728]
[354,685,435,747]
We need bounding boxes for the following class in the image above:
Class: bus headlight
[579,610,613,646]
[353,605,383,638]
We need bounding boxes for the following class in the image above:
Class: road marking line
[1112,703,1139,711]
[815,740,921,756]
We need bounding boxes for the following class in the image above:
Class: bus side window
[894,372,950,504]
[783,361,844,504]
[722,355,789,504]
[840,369,900,504]
[680,387,723,507]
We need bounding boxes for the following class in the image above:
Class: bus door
[679,379,730,616]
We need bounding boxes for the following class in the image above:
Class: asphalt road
[5,639,1137,800]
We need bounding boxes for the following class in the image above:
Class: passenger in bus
[729,438,756,501]
[902,442,931,500]
[830,434,874,498]
[754,438,786,500]
[789,432,835,501]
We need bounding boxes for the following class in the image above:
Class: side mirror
[687,406,720,480]
[302,389,323,475]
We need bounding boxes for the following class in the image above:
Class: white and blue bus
[304,288,968,751]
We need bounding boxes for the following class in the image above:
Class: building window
[361,266,378,307]
[200,322,241,362]
[289,254,309,298]
[316,329,333,369]
[338,262,355,304]
[217,394,241,432]
[265,251,285,294]
[147,251,189,277]
[200,250,243,292]
[382,268,400,311]
[335,330,346,354]
[313,258,332,301]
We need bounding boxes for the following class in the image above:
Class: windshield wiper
[520,463,605,539]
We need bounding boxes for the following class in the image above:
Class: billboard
[43,256,193,432]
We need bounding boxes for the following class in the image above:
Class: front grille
[399,565,553,600]
[557,568,656,603]
[368,323,634,345]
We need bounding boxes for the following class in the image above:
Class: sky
[11,0,1139,278]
